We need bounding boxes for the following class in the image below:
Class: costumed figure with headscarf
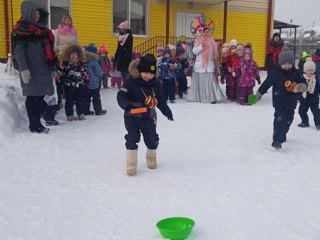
[188,20,224,104]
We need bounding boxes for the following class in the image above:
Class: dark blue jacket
[258,66,306,110]
[158,57,177,80]
[117,76,172,119]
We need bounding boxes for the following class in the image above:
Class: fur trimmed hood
[62,43,85,62]
[85,51,99,61]
[128,59,141,79]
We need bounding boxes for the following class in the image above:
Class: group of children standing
[219,35,320,150]
[156,42,190,103]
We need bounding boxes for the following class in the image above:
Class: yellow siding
[0,1,6,59]
[226,11,268,67]
[1,0,272,67]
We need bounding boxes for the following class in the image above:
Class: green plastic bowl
[156,217,195,240]
[248,94,257,105]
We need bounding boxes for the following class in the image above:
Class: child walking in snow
[84,44,107,116]
[256,47,307,150]
[233,45,260,105]
[117,54,173,176]
[297,57,320,129]
[57,44,89,121]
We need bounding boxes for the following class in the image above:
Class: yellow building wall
[0,1,6,59]
[1,0,269,67]
[226,11,268,67]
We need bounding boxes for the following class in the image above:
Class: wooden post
[223,1,228,44]
[166,0,170,46]
[265,0,273,68]
[294,27,297,60]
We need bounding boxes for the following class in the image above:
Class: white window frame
[112,0,149,38]
[36,0,71,28]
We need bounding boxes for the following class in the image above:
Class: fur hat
[85,44,97,54]
[117,20,129,30]
[163,47,172,57]
[278,46,294,66]
[137,54,157,74]
[304,57,316,72]
[62,44,85,62]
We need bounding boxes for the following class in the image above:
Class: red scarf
[12,18,55,63]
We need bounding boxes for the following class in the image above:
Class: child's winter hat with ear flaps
[304,57,316,72]
[137,54,157,74]
[278,46,294,66]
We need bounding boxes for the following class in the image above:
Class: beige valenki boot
[146,148,157,169]
[126,149,138,176]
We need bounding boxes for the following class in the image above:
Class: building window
[30,0,70,29]
[113,0,147,35]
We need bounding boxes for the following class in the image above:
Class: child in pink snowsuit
[110,55,123,87]
[234,46,260,105]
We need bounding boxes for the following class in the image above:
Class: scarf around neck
[12,17,55,63]
[302,73,317,98]
[194,33,217,70]
[56,23,77,37]
[118,33,129,46]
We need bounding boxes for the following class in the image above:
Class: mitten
[166,111,174,121]
[256,91,262,101]
[21,69,31,84]
[256,76,261,85]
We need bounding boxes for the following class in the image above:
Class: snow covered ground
[1,63,320,240]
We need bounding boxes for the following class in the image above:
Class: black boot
[297,122,309,128]
[271,141,282,150]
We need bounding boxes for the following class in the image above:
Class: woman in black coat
[114,20,133,81]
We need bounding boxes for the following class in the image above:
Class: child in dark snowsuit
[297,58,320,129]
[158,47,177,103]
[57,44,89,121]
[84,44,107,116]
[175,43,189,99]
[117,54,173,176]
[256,47,307,150]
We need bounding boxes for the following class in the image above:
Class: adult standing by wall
[53,15,79,56]
[114,20,133,81]
[188,27,224,104]
[265,32,284,72]
[12,1,55,133]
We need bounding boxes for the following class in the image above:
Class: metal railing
[133,36,195,55]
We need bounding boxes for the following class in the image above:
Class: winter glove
[21,69,31,84]
[256,76,261,85]
[166,111,174,121]
[256,91,262,101]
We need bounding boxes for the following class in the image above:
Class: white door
[175,12,202,38]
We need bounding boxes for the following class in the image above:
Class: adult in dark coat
[12,1,56,133]
[257,47,307,149]
[114,20,133,81]
[265,32,284,72]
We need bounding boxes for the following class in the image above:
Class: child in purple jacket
[234,46,261,105]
